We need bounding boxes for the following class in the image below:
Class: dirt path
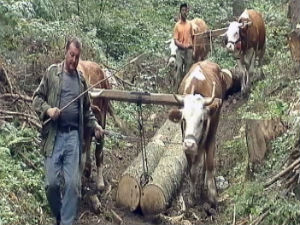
[75,93,245,225]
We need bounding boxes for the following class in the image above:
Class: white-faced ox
[223,9,266,95]
[169,60,233,207]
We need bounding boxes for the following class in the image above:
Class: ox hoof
[96,180,105,191]
[96,167,105,191]
[89,194,102,213]
[203,202,217,217]
[187,195,196,208]
[84,163,92,178]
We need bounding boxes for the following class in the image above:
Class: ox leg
[94,100,108,191]
[95,138,105,191]
[238,59,248,97]
[205,139,217,208]
[83,130,93,178]
[258,45,265,79]
[248,49,256,85]
[186,150,204,207]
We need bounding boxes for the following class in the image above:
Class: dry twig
[0,93,32,102]
[264,158,300,188]
[111,209,123,225]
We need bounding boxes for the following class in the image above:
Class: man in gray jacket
[33,37,103,225]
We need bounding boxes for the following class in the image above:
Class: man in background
[173,3,194,90]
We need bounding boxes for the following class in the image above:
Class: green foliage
[221,134,248,179]
[0,123,51,225]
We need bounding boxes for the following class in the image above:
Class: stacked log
[140,128,187,215]
[116,120,182,211]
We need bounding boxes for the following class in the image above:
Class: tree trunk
[140,129,187,215]
[288,0,300,28]
[246,119,286,175]
[116,120,181,211]
[232,0,247,19]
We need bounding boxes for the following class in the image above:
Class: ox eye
[234,32,239,39]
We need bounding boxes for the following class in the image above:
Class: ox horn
[173,94,184,105]
[203,81,216,106]
[191,84,195,95]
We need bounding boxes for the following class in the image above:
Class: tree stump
[288,29,300,62]
[140,129,187,215]
[246,119,286,175]
[116,120,181,211]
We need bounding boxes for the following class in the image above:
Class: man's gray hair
[66,37,82,51]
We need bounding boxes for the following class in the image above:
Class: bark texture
[140,127,187,215]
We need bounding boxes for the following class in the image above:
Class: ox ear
[206,98,223,116]
[239,21,252,30]
[168,108,183,123]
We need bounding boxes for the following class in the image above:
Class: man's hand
[94,124,104,139]
[47,107,60,120]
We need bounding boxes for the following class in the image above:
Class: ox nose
[168,56,176,67]
[226,43,235,52]
[183,139,197,154]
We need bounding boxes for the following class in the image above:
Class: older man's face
[65,42,80,73]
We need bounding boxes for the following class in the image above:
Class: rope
[210,29,213,57]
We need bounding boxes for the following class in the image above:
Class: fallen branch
[0,109,38,121]
[1,65,13,93]
[232,204,236,225]
[111,209,123,225]
[249,210,269,225]
[78,210,89,220]
[285,173,299,187]
[264,158,300,188]
[158,213,184,224]
[0,109,41,129]
[18,151,40,171]
[0,93,32,102]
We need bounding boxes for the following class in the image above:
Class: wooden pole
[89,89,184,106]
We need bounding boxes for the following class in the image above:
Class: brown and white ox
[167,18,210,86]
[223,9,266,95]
[169,60,233,207]
[77,60,110,190]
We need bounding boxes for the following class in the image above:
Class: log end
[140,184,166,215]
[116,175,141,212]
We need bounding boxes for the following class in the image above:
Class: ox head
[166,38,178,68]
[223,11,252,53]
[223,21,245,53]
[169,82,222,154]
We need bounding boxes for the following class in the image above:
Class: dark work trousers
[175,48,193,91]
[45,129,80,225]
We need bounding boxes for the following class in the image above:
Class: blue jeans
[45,130,80,225]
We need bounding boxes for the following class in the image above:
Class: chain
[136,98,152,187]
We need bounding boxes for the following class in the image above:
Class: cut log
[116,120,181,211]
[140,129,187,215]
